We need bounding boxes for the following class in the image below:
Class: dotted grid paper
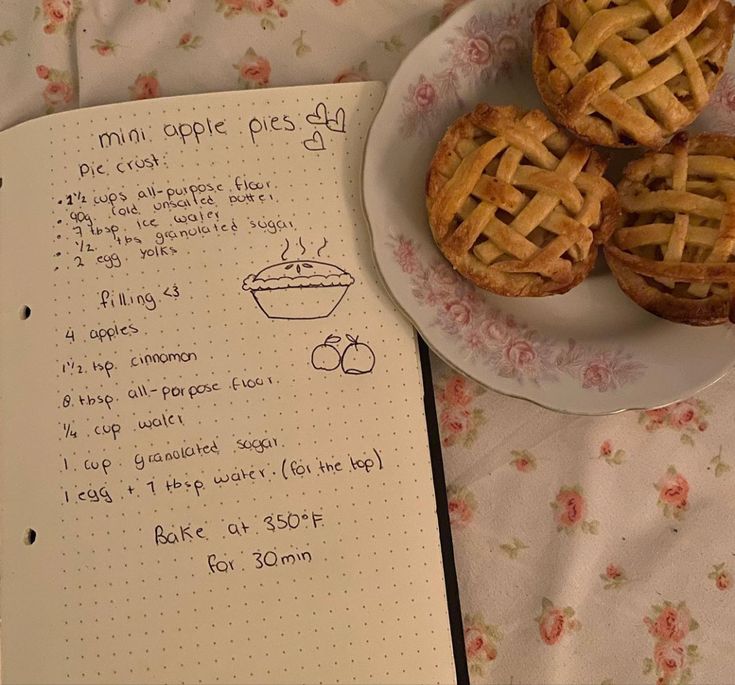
[0,82,456,685]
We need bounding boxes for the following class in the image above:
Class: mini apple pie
[242,260,355,320]
[426,104,618,297]
[605,133,735,325]
[533,0,735,148]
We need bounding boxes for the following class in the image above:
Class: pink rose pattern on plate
[400,2,538,136]
[640,399,710,445]
[536,597,580,646]
[643,601,700,685]
[706,74,735,135]
[390,234,646,390]
[399,74,441,136]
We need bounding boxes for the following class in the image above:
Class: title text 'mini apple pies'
[605,133,735,325]
[426,104,618,297]
[533,0,735,149]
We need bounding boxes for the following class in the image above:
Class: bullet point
[56,235,62,239]
[57,219,62,224]
[57,199,62,205]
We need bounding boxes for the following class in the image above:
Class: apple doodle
[311,334,342,371]
[242,238,354,320]
[310,333,376,376]
[340,335,375,375]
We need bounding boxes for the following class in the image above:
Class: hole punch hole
[24,528,37,545]
[19,305,31,320]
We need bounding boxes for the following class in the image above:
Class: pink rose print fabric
[91,38,117,56]
[598,439,625,465]
[551,485,599,534]
[444,361,734,683]
[643,602,700,685]
[446,484,476,529]
[640,398,710,445]
[133,0,167,8]
[708,563,732,591]
[535,598,580,646]
[510,449,536,472]
[177,33,203,50]
[435,374,486,448]
[438,0,472,22]
[234,48,271,88]
[39,0,78,35]
[464,614,502,676]
[129,71,159,100]
[656,467,690,520]
[35,65,74,113]
[215,0,290,27]
[600,563,628,589]
[2,1,735,683]
[333,61,369,83]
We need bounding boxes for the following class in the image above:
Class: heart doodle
[302,129,326,152]
[306,102,329,126]
[326,107,346,133]
[305,102,346,134]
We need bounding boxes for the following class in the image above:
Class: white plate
[363,0,735,415]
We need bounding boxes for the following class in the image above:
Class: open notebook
[0,82,467,684]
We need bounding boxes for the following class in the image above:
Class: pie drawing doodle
[242,238,355,320]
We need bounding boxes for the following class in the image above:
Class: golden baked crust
[425,104,618,297]
[605,133,735,325]
[533,0,735,149]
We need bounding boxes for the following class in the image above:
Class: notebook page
[0,82,456,685]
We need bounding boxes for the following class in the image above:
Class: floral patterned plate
[362,0,735,415]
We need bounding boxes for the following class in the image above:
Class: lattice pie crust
[533,0,735,148]
[606,133,735,324]
[426,104,618,297]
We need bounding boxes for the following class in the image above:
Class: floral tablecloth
[1,2,734,684]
